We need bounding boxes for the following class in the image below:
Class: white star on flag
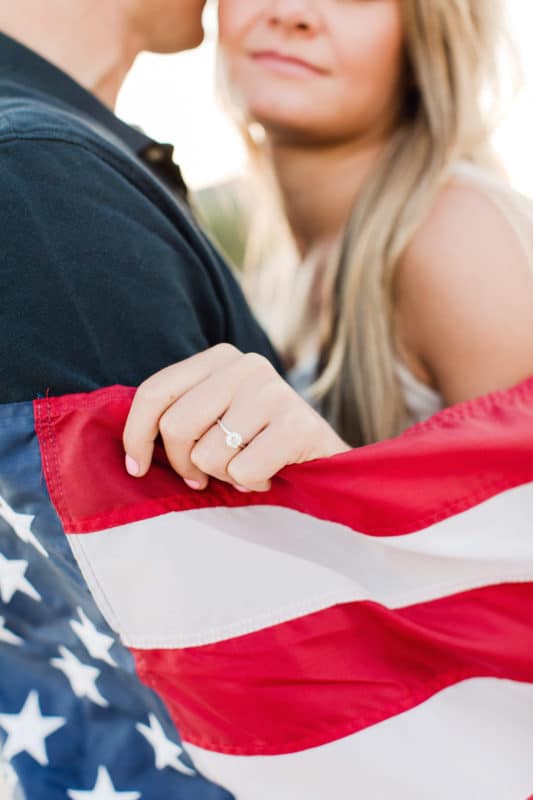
[0,691,65,766]
[70,608,118,667]
[136,713,195,775]
[70,607,117,667]
[0,553,41,604]
[67,766,141,799]
[0,616,23,646]
[51,646,109,707]
[0,495,48,558]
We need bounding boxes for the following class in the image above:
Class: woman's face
[218,0,405,146]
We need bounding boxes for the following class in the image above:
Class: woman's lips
[250,50,327,77]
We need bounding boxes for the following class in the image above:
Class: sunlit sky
[117,0,533,193]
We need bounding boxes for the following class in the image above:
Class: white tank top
[394,361,443,425]
[289,356,443,426]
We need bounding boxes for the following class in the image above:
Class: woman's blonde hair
[226,0,518,446]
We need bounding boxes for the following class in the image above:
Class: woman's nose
[267,0,321,34]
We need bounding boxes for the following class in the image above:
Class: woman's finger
[157,396,239,487]
[156,355,272,484]
[226,413,306,492]
[187,370,287,484]
[189,414,266,484]
[226,402,349,492]
[123,344,240,476]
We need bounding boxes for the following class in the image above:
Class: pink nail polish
[184,479,202,491]
[235,485,252,493]
[125,455,140,476]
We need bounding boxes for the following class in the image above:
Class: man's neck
[268,136,386,258]
[0,1,142,108]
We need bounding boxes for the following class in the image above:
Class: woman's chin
[246,105,323,144]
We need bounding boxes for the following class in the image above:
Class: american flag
[1,380,533,798]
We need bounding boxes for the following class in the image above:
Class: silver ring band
[217,419,244,450]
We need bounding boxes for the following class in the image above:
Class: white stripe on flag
[184,678,533,800]
[68,482,533,648]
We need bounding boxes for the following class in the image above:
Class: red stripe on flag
[35,378,533,536]
[131,582,533,756]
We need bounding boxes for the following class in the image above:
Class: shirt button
[144,145,165,164]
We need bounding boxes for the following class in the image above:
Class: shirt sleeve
[0,135,280,402]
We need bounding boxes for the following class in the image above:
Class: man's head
[126,0,208,53]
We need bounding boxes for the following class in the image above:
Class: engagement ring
[217,419,244,450]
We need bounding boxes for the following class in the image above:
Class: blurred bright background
[117,0,533,195]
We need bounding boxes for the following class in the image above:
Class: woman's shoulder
[398,165,533,309]
[404,167,533,281]
[395,167,533,405]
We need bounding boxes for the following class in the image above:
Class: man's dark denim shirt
[0,33,281,403]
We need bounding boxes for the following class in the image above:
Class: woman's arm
[395,180,533,405]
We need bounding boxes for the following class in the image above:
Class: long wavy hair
[222,0,519,446]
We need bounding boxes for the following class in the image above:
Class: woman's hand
[123,344,350,492]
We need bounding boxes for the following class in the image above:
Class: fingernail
[235,485,252,493]
[184,479,202,491]
[125,455,140,476]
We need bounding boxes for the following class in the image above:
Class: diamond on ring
[217,419,244,450]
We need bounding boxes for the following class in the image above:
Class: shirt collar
[0,32,189,199]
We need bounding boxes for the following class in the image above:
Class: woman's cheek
[218,0,255,44]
